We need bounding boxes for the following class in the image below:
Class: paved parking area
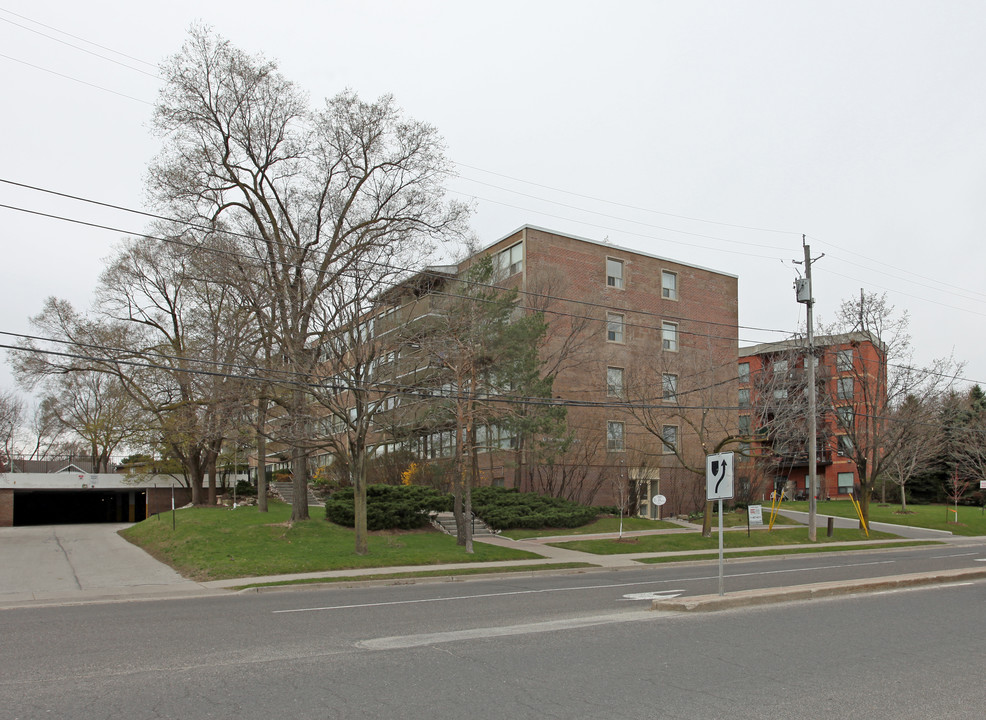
[0,524,207,606]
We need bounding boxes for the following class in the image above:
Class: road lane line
[357,611,658,650]
[274,560,896,614]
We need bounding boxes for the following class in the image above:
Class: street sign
[706,452,735,500]
[748,504,763,526]
[652,494,667,506]
[980,480,986,490]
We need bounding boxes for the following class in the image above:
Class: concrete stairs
[431,511,497,537]
[271,481,323,508]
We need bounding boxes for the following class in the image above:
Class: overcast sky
[2,1,984,400]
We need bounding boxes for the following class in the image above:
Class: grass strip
[233,562,596,590]
[782,500,986,536]
[121,502,539,580]
[549,527,898,555]
[635,540,940,564]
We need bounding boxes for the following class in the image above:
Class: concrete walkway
[0,524,209,606]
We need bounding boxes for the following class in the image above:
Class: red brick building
[321,225,739,515]
[737,332,886,500]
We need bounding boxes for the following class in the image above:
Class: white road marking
[274,559,896,614]
[975,558,986,563]
[929,552,977,558]
[621,591,684,601]
[357,611,658,650]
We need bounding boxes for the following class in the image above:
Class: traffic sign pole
[706,452,734,597]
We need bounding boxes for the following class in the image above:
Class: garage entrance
[13,489,147,526]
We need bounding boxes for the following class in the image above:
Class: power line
[0,52,153,105]
[0,14,160,78]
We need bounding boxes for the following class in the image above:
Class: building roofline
[739,331,886,358]
[477,224,738,280]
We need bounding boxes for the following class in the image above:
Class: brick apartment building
[737,332,886,500]
[309,225,739,516]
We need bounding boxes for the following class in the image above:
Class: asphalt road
[3,544,986,719]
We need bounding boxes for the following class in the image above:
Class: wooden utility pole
[796,236,820,541]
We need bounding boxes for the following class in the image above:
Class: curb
[651,567,986,612]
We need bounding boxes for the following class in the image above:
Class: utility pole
[795,236,821,541]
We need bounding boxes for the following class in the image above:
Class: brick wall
[0,489,12,527]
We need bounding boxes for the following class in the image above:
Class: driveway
[0,524,208,606]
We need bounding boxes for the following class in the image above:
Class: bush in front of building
[471,487,600,530]
[324,484,452,530]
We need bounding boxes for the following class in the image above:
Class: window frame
[738,362,750,383]
[837,377,854,400]
[661,424,678,454]
[606,366,625,398]
[606,312,626,344]
[838,472,855,494]
[605,257,625,290]
[738,387,751,409]
[607,420,626,452]
[836,348,854,372]
[661,270,678,300]
[497,241,524,277]
[661,321,678,352]
[662,372,678,403]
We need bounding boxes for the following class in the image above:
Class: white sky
[2,0,984,399]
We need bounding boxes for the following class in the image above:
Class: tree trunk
[701,500,713,537]
[207,456,217,506]
[353,451,368,555]
[290,388,310,522]
[256,397,268,513]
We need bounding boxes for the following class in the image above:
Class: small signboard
[748,504,763,526]
[652,494,667,506]
[980,480,986,490]
[706,452,735,501]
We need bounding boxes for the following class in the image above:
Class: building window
[837,377,854,400]
[774,359,789,375]
[662,321,678,351]
[662,373,678,402]
[607,312,625,343]
[607,421,625,452]
[836,406,854,429]
[662,270,678,300]
[738,362,750,383]
[773,387,788,400]
[738,388,750,408]
[607,367,624,397]
[662,425,678,454]
[838,435,854,456]
[836,348,853,372]
[606,258,624,289]
[738,415,751,436]
[496,242,523,277]
[838,472,855,494]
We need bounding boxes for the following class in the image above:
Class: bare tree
[33,372,142,472]
[824,292,960,523]
[884,395,941,512]
[0,389,23,472]
[149,27,468,526]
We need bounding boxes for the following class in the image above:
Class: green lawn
[500,516,681,539]
[783,500,986,536]
[549,526,897,555]
[636,540,939,564]
[121,502,539,580]
[714,509,796,528]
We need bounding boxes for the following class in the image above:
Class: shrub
[470,487,600,530]
[324,484,452,530]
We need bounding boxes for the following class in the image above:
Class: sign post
[706,452,735,596]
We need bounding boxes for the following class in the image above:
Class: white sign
[980,480,986,490]
[706,452,735,500]
[652,494,667,506]
[748,504,763,526]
